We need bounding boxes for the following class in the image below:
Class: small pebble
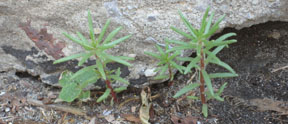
[144,68,157,77]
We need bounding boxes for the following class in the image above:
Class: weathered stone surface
[0,0,287,88]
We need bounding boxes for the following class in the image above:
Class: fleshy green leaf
[71,65,97,80]
[209,73,238,78]
[78,91,91,100]
[79,75,99,89]
[173,83,200,98]
[97,88,111,103]
[202,104,208,117]
[53,53,86,64]
[59,71,73,87]
[201,70,214,96]
[59,83,82,102]
[215,33,236,43]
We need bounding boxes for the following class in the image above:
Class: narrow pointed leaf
[210,60,236,74]
[170,61,184,73]
[88,11,96,44]
[202,104,208,117]
[103,27,122,44]
[201,70,214,96]
[79,76,99,89]
[215,33,236,43]
[53,53,86,64]
[200,7,210,33]
[216,82,227,96]
[173,83,200,98]
[96,59,106,80]
[114,87,127,93]
[78,52,94,66]
[76,31,90,46]
[170,26,193,39]
[154,75,169,80]
[209,73,238,78]
[165,39,189,46]
[101,35,131,48]
[97,19,111,45]
[96,88,111,103]
[178,11,198,38]
[155,44,165,56]
[103,53,132,66]
[204,11,214,35]
[109,75,129,85]
[63,33,93,50]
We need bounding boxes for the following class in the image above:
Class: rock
[0,0,288,88]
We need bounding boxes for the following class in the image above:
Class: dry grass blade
[271,65,288,73]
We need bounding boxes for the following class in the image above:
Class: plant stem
[199,46,206,104]
[168,64,174,86]
[105,79,118,102]
[95,55,118,102]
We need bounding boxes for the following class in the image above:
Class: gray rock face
[0,0,287,88]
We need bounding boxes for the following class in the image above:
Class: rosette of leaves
[144,43,184,85]
[169,7,238,117]
[53,11,133,103]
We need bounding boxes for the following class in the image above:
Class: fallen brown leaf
[171,115,198,124]
[139,87,152,124]
[250,98,288,115]
[122,114,141,123]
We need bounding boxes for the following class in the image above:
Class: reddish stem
[199,48,206,104]
[168,64,174,86]
[105,79,118,102]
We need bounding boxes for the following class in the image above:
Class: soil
[1,21,288,124]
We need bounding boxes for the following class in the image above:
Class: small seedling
[169,7,238,117]
[144,43,184,86]
[53,11,133,103]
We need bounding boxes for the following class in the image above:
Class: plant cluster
[54,8,237,117]
[53,11,133,103]
[146,7,238,117]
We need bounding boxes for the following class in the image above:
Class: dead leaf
[105,115,115,123]
[171,115,198,124]
[122,114,141,123]
[88,117,97,124]
[19,20,65,59]
[131,106,137,113]
[139,87,152,124]
[250,98,288,115]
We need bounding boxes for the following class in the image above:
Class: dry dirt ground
[1,21,288,124]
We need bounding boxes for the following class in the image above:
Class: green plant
[144,43,184,85]
[170,7,238,117]
[53,11,133,103]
